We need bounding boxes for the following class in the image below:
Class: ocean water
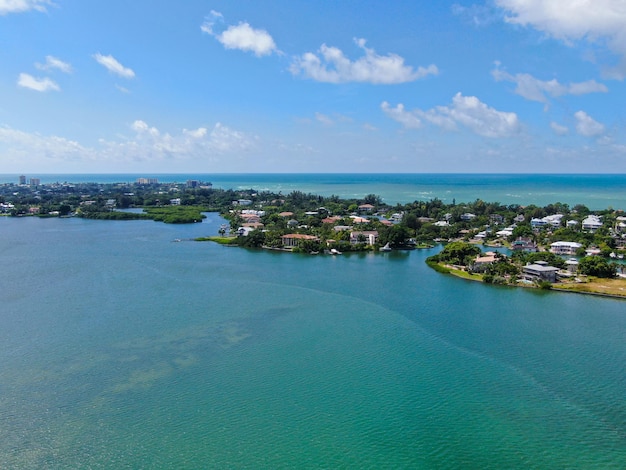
[3,173,626,209]
[1,210,626,468]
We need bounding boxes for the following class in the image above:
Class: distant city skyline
[1,0,625,173]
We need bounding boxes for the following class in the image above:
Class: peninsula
[2,177,625,297]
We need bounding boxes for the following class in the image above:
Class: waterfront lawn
[555,278,626,298]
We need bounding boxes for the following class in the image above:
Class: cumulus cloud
[574,110,605,136]
[496,0,626,78]
[124,120,255,159]
[0,120,255,170]
[492,62,608,102]
[381,102,423,129]
[0,0,52,15]
[35,55,72,73]
[382,93,520,138]
[550,122,569,135]
[201,11,278,57]
[17,73,60,92]
[290,38,438,84]
[0,126,93,165]
[93,53,135,79]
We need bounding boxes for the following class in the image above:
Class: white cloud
[201,13,278,57]
[290,38,438,84]
[0,0,52,15]
[183,127,207,138]
[0,126,93,165]
[381,93,520,138]
[35,55,72,73]
[574,110,605,136]
[17,73,59,92]
[93,53,135,79]
[496,0,626,78]
[0,120,255,171]
[382,93,520,138]
[381,102,423,129]
[550,122,569,135]
[315,113,334,126]
[124,120,255,158]
[132,120,159,137]
[492,63,608,102]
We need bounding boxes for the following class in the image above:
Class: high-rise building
[19,175,26,185]
[29,178,41,186]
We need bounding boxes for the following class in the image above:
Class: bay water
[2,177,626,468]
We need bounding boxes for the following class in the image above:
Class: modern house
[523,262,560,282]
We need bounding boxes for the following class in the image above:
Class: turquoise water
[1,213,626,468]
[3,173,626,209]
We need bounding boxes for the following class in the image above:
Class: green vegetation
[427,242,481,266]
[578,256,617,278]
[144,206,207,224]
[3,178,625,297]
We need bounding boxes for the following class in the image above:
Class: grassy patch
[555,277,626,297]
[195,236,238,245]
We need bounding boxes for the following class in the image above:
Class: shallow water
[1,215,625,468]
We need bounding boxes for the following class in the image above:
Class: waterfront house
[281,234,319,248]
[471,252,498,272]
[565,258,579,274]
[512,237,537,253]
[550,241,582,255]
[358,204,375,213]
[349,231,379,246]
[523,262,559,283]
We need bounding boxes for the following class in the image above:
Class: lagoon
[1,210,626,468]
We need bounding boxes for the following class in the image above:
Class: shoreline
[434,262,626,300]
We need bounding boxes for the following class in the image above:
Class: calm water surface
[3,173,626,209]
[1,214,626,468]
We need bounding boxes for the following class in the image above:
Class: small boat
[379,242,391,252]
[330,248,342,255]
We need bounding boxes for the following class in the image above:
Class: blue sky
[1,0,625,173]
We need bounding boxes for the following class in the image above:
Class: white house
[349,231,379,245]
[582,215,603,232]
[550,241,582,255]
[531,214,563,230]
